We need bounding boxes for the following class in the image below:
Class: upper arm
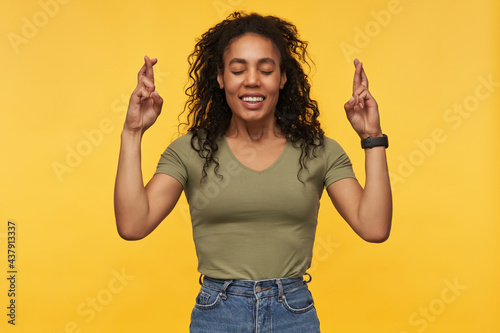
[327,177,364,236]
[143,173,184,233]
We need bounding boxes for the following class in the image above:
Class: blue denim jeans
[190,274,321,333]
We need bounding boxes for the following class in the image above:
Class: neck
[225,116,284,142]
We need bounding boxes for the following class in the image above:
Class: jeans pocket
[281,285,316,314]
[194,287,222,310]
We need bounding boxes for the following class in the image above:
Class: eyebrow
[228,58,277,66]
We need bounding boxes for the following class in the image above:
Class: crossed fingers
[138,56,157,83]
[353,58,368,91]
[136,56,158,100]
[351,59,371,108]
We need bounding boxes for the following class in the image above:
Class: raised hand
[124,56,164,134]
[344,59,382,140]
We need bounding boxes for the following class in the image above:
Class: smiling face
[217,33,287,127]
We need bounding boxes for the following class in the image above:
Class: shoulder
[164,131,197,153]
[288,135,349,159]
[170,131,193,146]
[168,129,216,150]
[321,136,356,184]
[157,133,195,165]
[161,130,219,162]
[316,136,352,169]
[322,136,348,155]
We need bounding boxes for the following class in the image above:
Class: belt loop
[199,274,204,286]
[276,279,284,302]
[220,279,233,300]
[303,273,312,284]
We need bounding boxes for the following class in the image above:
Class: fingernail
[154,91,159,98]
[348,96,354,104]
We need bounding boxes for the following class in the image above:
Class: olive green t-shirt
[155,132,356,280]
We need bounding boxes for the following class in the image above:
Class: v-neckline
[222,136,290,174]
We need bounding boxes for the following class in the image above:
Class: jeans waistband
[199,274,312,300]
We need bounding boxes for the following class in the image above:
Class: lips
[239,94,265,109]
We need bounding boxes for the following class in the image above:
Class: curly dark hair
[180,12,324,182]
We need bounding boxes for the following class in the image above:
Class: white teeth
[242,96,264,102]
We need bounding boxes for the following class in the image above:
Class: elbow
[362,231,390,243]
[117,229,146,241]
[358,221,392,243]
[115,220,148,241]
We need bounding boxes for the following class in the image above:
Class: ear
[217,68,224,89]
[280,71,287,89]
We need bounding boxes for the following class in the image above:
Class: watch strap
[361,134,388,149]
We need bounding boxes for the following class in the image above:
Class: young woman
[114,12,392,332]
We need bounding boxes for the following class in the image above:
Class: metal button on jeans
[191,276,320,332]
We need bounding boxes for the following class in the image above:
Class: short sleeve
[155,135,191,189]
[323,137,356,188]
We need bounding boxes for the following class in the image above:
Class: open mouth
[240,96,265,104]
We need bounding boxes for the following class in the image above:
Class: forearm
[357,146,392,242]
[114,129,151,239]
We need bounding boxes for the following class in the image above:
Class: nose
[244,68,260,87]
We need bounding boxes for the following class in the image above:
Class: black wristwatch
[361,134,388,149]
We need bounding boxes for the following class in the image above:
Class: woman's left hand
[344,59,382,140]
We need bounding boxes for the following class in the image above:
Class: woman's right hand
[124,56,164,134]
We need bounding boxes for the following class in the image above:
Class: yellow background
[1,0,499,332]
